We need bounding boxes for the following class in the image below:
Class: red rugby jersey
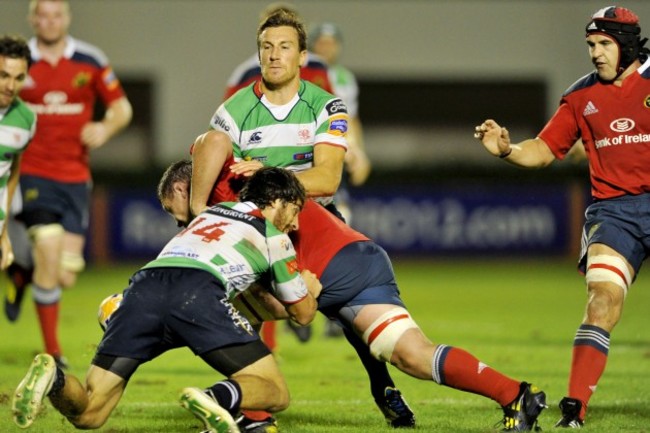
[19,36,126,182]
[539,59,650,200]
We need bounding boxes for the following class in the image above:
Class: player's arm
[295,144,346,197]
[81,96,133,149]
[190,130,233,218]
[0,155,22,269]
[474,119,556,168]
[345,116,371,186]
[283,269,321,325]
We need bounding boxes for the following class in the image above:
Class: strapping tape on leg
[27,223,64,243]
[362,307,418,362]
[61,251,86,273]
[586,254,631,296]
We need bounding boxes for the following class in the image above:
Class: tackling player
[475,5,650,428]
[161,158,548,432]
[12,166,322,432]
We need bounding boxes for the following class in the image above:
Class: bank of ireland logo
[609,118,634,133]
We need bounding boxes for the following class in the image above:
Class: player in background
[12,166,322,432]
[0,36,36,272]
[163,158,548,432]
[308,21,372,223]
[4,0,133,369]
[475,6,650,428]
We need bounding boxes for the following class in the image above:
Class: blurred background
[3,0,647,262]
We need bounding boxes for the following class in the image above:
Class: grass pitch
[0,258,648,432]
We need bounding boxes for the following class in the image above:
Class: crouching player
[165,159,548,431]
[12,167,322,432]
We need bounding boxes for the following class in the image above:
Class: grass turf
[0,258,648,432]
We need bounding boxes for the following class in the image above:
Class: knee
[266,378,290,412]
[585,284,624,329]
[69,412,109,430]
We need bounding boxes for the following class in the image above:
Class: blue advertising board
[348,185,572,255]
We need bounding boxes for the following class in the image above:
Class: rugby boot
[500,382,547,431]
[375,387,416,428]
[4,263,32,322]
[180,387,240,433]
[555,397,584,428]
[236,414,279,433]
[12,353,56,428]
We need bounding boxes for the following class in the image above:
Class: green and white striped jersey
[143,201,306,303]
[0,98,36,229]
[210,80,348,200]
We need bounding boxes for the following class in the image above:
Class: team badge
[644,95,650,108]
[72,71,91,88]
[102,67,120,91]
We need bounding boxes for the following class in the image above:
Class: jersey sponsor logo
[583,101,599,116]
[220,298,254,335]
[609,118,635,133]
[212,115,230,131]
[27,91,84,115]
[159,245,199,259]
[72,71,91,88]
[292,151,313,161]
[328,114,348,136]
[325,99,347,115]
[248,131,262,144]
[644,95,650,108]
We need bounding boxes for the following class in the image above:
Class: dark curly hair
[239,167,305,209]
[0,35,32,67]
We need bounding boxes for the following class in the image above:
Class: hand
[300,269,322,299]
[474,119,512,157]
[81,122,110,149]
[0,235,14,271]
[230,160,264,177]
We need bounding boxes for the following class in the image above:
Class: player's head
[308,22,343,66]
[158,159,192,227]
[239,167,305,233]
[29,0,71,45]
[257,8,307,89]
[259,2,299,21]
[585,6,648,80]
[0,35,31,109]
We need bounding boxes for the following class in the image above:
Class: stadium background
[2,0,650,261]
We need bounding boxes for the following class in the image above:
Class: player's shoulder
[223,82,261,115]
[68,36,110,68]
[562,71,599,97]
[6,98,36,127]
[226,53,261,86]
[638,57,650,79]
[299,81,347,113]
[305,52,329,71]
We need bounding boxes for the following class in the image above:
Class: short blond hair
[29,0,70,16]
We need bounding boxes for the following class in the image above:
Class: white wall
[2,0,649,166]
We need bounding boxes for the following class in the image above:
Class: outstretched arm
[474,119,556,168]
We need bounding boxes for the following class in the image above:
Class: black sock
[49,367,66,396]
[205,379,242,415]
[342,327,395,400]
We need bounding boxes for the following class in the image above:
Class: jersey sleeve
[266,228,308,304]
[209,104,242,159]
[94,65,127,106]
[315,97,349,151]
[538,100,581,160]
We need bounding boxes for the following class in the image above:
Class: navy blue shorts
[318,241,405,319]
[97,267,260,361]
[18,175,90,234]
[580,193,650,276]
